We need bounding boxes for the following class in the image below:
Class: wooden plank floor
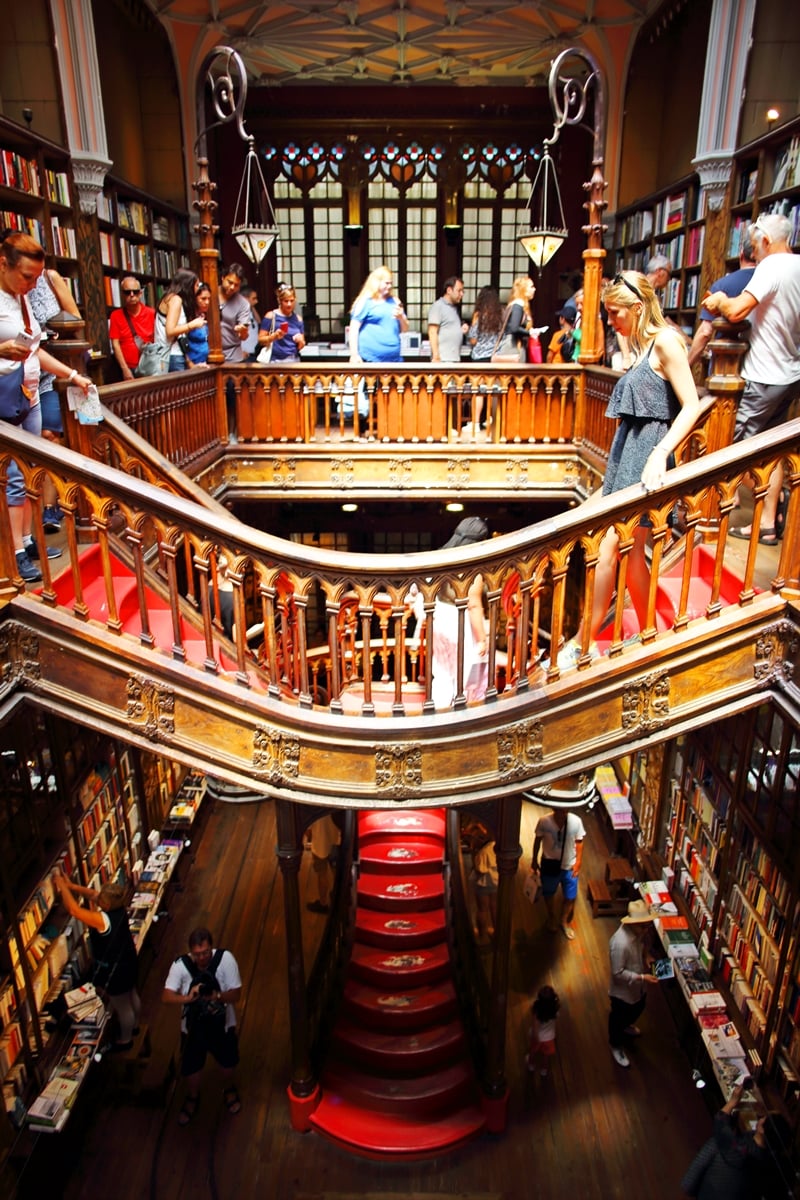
[9,793,717,1200]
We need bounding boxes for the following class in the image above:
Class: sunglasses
[613,273,643,301]
[122,288,141,296]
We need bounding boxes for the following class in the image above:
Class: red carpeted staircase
[309,808,487,1160]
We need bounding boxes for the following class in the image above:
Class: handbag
[256,313,276,365]
[491,306,525,363]
[0,363,32,425]
[135,341,170,378]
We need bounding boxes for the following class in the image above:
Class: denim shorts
[5,401,42,506]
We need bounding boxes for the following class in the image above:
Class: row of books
[677,840,719,911]
[43,168,71,207]
[653,233,685,270]
[0,209,46,243]
[593,764,633,829]
[689,778,729,834]
[733,826,791,915]
[684,808,723,876]
[167,770,207,825]
[771,136,800,194]
[27,1025,104,1132]
[0,148,40,195]
[718,948,767,1040]
[50,216,77,259]
[128,838,182,949]
[674,860,714,939]
[685,224,705,267]
[731,873,787,946]
[117,198,150,236]
[76,784,115,853]
[119,236,155,275]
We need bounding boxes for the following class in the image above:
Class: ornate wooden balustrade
[1,402,797,805]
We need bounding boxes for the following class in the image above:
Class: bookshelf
[0,712,145,1129]
[97,177,191,311]
[0,115,81,305]
[660,711,800,1115]
[612,173,706,331]
[726,114,800,262]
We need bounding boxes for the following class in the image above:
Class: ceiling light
[446,502,464,513]
[341,503,358,513]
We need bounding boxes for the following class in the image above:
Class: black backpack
[180,948,226,1038]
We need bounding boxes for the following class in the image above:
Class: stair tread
[357,873,444,910]
[332,1016,465,1059]
[355,908,446,947]
[320,1058,478,1111]
[310,1093,485,1157]
[359,838,444,873]
[350,942,450,985]
[343,977,457,1028]
[358,810,446,845]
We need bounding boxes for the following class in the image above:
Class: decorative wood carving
[621,671,670,735]
[252,726,301,783]
[126,674,175,739]
[375,744,422,798]
[497,719,544,779]
[0,623,41,689]
[755,620,797,684]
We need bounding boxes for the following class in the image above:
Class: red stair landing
[309,808,487,1160]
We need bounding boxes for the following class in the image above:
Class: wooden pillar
[275,798,319,1127]
[192,157,222,365]
[481,791,522,1132]
[579,158,608,364]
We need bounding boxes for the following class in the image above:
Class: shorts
[540,866,579,901]
[5,401,42,507]
[38,387,63,435]
[529,1036,556,1057]
[735,377,800,441]
[180,1024,239,1077]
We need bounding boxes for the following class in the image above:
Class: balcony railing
[2,388,797,720]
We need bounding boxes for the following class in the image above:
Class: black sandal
[178,1095,199,1126]
[223,1085,242,1114]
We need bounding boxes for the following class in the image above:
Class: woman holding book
[56,875,141,1051]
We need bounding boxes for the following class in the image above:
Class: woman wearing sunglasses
[556,269,700,670]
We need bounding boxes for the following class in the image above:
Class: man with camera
[163,927,242,1125]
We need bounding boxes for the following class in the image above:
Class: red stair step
[358,809,446,847]
[359,837,444,874]
[343,978,457,1031]
[309,1094,485,1161]
[331,1017,466,1074]
[349,942,450,988]
[355,907,446,949]
[319,1058,478,1118]
[357,872,444,911]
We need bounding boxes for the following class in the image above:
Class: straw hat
[621,899,653,925]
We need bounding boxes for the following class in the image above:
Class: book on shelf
[702,1021,745,1059]
[656,914,688,930]
[689,989,727,1014]
[664,928,699,958]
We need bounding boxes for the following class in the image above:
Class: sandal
[775,489,788,540]
[178,1095,199,1126]
[729,525,779,545]
[223,1085,242,1115]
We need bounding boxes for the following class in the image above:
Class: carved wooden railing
[2,410,798,719]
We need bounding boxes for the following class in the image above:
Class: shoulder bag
[135,341,170,377]
[256,312,277,365]
[0,363,31,425]
[491,306,525,363]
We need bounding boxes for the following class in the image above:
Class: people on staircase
[556,269,701,670]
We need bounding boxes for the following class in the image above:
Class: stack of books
[63,983,104,1025]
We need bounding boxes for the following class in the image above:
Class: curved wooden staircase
[309,809,488,1160]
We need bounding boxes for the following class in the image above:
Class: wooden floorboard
[14,793,715,1200]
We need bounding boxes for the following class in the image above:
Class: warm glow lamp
[518,144,568,272]
[232,135,279,264]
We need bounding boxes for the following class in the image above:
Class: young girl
[527,985,560,1076]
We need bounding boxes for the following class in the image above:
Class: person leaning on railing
[555,270,701,671]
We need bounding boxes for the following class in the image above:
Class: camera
[195,972,215,997]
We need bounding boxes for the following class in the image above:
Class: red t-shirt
[109,304,156,368]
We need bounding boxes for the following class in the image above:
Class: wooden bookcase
[0,712,145,1129]
[613,173,706,331]
[660,707,800,1112]
[96,177,191,311]
[726,114,800,263]
[0,115,81,305]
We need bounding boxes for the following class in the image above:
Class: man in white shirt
[703,212,800,543]
[163,927,243,1124]
[532,808,585,941]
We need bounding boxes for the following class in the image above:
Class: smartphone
[14,330,34,349]
[280,322,290,335]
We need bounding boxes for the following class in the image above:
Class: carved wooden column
[192,158,222,366]
[276,798,319,1129]
[481,790,522,1132]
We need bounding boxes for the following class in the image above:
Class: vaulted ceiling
[148,0,664,89]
